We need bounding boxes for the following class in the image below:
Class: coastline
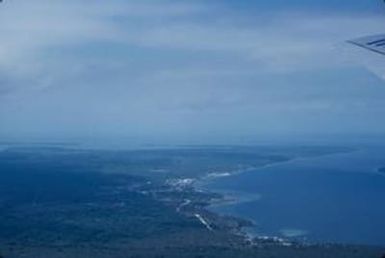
[158,147,385,250]
[159,158,302,247]
[1,145,384,258]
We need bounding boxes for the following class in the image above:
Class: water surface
[205,147,385,246]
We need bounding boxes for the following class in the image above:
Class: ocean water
[204,147,385,246]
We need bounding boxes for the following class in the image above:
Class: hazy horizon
[1,0,385,143]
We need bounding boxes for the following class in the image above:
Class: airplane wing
[348,34,385,56]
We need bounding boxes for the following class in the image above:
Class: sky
[1,0,385,145]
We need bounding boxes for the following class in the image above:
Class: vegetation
[0,146,383,258]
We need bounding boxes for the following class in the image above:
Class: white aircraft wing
[348,34,385,56]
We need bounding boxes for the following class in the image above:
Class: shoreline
[160,158,302,247]
[1,145,384,258]
[160,147,385,249]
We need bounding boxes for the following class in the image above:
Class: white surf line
[201,152,349,183]
[176,199,191,212]
[194,213,213,231]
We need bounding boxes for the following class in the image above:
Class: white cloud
[1,1,385,139]
[1,0,384,92]
[0,0,207,93]
[121,13,385,72]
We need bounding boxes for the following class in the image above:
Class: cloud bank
[1,0,385,143]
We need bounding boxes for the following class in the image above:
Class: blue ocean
[204,147,385,246]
